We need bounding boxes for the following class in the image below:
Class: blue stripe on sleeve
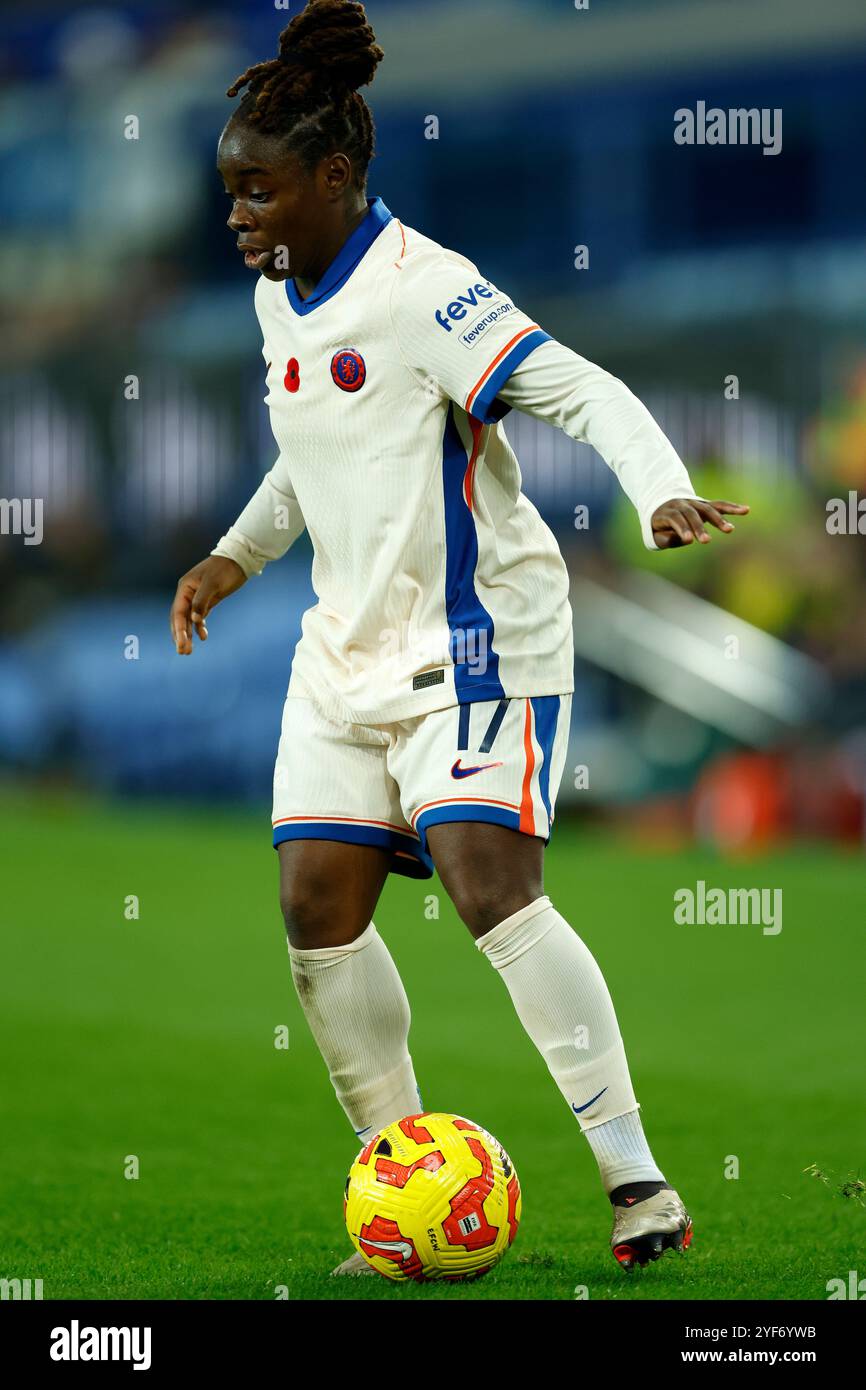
[470,329,552,423]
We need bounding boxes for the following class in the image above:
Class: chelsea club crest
[330,349,366,392]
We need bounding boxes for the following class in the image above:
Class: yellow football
[344,1111,521,1282]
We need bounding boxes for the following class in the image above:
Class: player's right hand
[170,556,248,654]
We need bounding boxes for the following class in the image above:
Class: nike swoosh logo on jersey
[571,1087,608,1114]
[450,759,504,779]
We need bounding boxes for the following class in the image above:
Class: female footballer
[170,0,748,1276]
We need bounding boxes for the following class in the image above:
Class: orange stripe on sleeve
[465,324,540,414]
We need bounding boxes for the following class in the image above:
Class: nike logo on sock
[572,1087,608,1114]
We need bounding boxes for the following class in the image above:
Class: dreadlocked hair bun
[227,1,384,181]
[277,0,383,91]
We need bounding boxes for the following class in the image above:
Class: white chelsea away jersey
[213,196,696,725]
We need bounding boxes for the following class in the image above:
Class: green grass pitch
[1,788,862,1300]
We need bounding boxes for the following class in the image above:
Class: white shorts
[272,692,572,879]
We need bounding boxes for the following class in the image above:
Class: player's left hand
[651,497,750,549]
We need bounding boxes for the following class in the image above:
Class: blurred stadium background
[3,0,866,850]
[2,0,866,1303]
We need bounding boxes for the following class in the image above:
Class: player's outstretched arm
[386,249,751,547]
[170,556,247,655]
[496,338,750,550]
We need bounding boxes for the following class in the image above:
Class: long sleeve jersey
[212,197,695,725]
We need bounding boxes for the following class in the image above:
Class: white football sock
[582,1110,665,1193]
[476,896,665,1192]
[288,922,421,1146]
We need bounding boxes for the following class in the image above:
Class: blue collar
[284,196,393,315]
